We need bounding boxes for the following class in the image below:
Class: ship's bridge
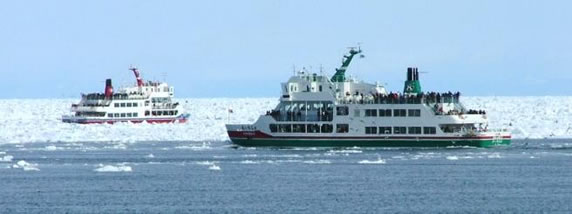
[120,81,174,98]
[280,70,386,103]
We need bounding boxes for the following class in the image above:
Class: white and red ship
[62,66,189,124]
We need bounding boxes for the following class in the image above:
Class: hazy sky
[1,0,571,98]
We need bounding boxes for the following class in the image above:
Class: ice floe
[358,158,387,164]
[446,156,459,160]
[302,160,331,164]
[0,155,14,162]
[195,161,216,166]
[1,97,572,144]
[208,164,221,171]
[240,160,259,164]
[12,160,40,171]
[94,164,132,172]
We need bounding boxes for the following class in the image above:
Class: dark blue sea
[1,139,571,213]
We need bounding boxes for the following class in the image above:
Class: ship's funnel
[403,67,422,95]
[105,79,113,99]
[407,67,413,81]
[407,67,420,81]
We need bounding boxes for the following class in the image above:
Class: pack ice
[0,97,571,144]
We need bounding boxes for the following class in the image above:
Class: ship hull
[230,138,510,148]
[62,114,189,124]
[228,131,511,148]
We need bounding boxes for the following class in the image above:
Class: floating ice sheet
[94,164,132,172]
[1,97,571,144]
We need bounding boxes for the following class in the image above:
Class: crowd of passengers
[342,91,462,104]
[83,92,145,100]
[434,105,487,116]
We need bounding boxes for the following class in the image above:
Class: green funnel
[403,67,422,95]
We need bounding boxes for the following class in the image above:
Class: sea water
[0,139,571,213]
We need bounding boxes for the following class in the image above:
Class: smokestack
[407,67,413,81]
[105,79,113,99]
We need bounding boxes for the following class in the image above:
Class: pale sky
[1,0,571,98]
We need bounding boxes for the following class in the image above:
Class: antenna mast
[129,65,144,87]
[330,46,363,82]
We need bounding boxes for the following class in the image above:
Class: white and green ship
[226,48,511,147]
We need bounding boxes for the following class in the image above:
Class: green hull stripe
[230,138,511,148]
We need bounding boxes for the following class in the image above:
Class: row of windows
[336,107,421,118]
[75,112,106,117]
[365,126,437,135]
[145,110,178,116]
[269,124,349,133]
[268,124,437,135]
[108,112,139,118]
[106,110,179,118]
[365,109,420,117]
[146,87,171,93]
[114,102,139,108]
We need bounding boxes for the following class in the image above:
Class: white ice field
[1,97,572,144]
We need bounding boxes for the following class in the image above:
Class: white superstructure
[62,67,189,124]
[226,48,511,147]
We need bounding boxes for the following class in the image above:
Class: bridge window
[365,109,377,117]
[120,113,126,117]
[424,127,437,134]
[321,124,333,133]
[408,109,421,117]
[133,103,138,107]
[336,124,349,133]
[133,113,138,117]
[379,127,392,134]
[365,127,377,134]
[127,113,132,117]
[336,106,349,116]
[307,124,320,133]
[120,103,126,107]
[293,124,306,133]
[278,124,292,133]
[108,113,113,118]
[127,103,132,107]
[145,111,150,116]
[269,124,278,133]
[114,113,119,117]
[393,127,406,134]
[114,103,119,108]
[408,127,422,134]
[394,109,406,117]
[379,109,392,117]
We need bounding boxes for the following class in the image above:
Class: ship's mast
[331,47,363,82]
[129,66,144,87]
